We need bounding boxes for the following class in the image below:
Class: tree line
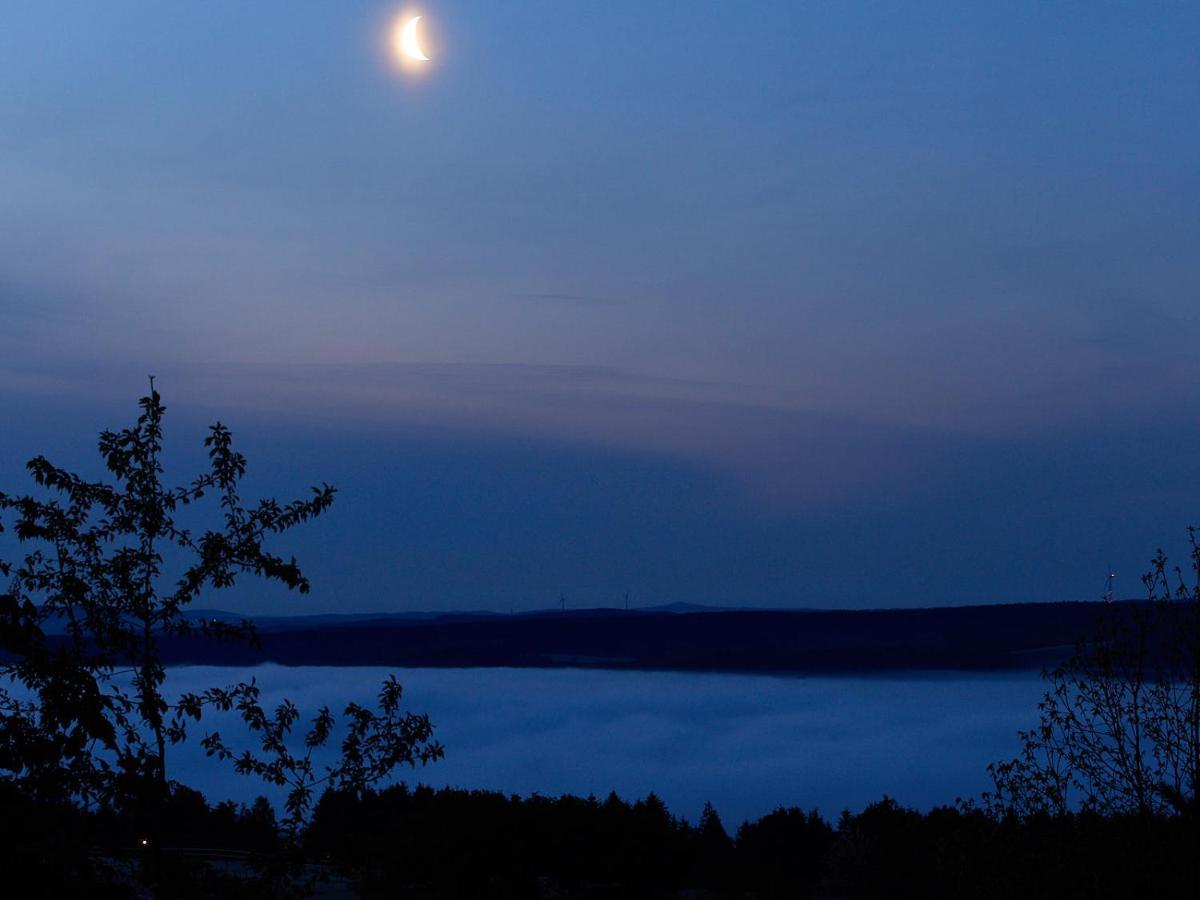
[8,778,1199,898]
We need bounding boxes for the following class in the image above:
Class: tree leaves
[0,386,440,833]
[188,679,443,836]
[986,529,1200,819]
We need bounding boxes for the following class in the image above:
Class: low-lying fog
[164,665,1045,826]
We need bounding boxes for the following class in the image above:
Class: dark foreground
[5,781,1197,899]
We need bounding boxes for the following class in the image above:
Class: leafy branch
[171,675,443,835]
[0,385,442,855]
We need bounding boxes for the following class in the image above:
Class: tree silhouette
[986,528,1200,818]
[0,385,441,846]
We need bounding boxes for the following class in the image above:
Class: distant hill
[185,600,733,631]
[157,601,1117,674]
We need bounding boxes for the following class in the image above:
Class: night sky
[2,2,1198,614]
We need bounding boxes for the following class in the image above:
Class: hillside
[159,601,1111,673]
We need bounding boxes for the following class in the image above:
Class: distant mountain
[44,602,727,638]
[184,601,738,631]
[186,608,503,632]
[157,601,1116,674]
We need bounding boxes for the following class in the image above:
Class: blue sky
[1,2,1198,612]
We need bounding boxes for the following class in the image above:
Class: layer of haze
[2,2,1198,613]
[164,665,1046,825]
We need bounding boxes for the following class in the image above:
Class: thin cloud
[508,292,622,306]
[5,358,989,510]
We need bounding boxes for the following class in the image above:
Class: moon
[398,16,430,62]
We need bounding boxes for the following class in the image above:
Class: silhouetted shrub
[0,386,442,894]
[988,530,1200,819]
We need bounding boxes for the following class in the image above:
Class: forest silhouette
[6,778,1199,898]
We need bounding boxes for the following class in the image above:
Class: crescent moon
[400,16,430,62]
